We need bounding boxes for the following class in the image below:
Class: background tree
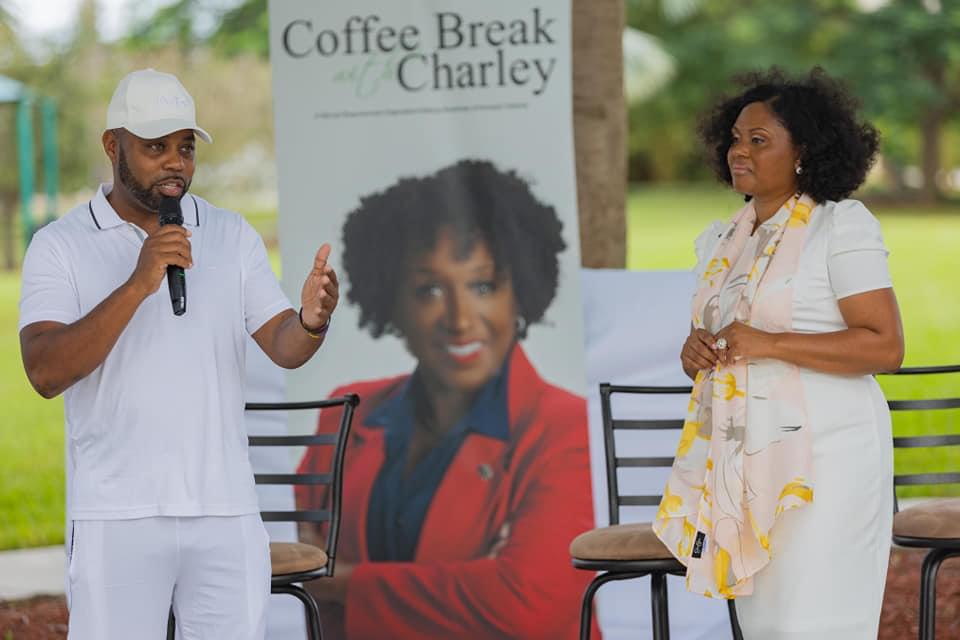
[209,0,267,59]
[625,0,857,183]
[574,0,627,268]
[833,1,960,201]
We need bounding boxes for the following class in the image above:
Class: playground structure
[0,73,59,253]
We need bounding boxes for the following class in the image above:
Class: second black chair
[569,383,742,640]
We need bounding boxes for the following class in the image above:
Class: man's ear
[102,129,120,165]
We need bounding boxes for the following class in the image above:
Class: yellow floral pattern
[654,195,816,599]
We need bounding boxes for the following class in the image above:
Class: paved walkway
[0,545,64,601]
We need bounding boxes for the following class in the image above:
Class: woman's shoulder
[816,198,881,228]
[814,198,886,252]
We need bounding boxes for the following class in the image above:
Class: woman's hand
[713,321,776,366]
[681,328,720,379]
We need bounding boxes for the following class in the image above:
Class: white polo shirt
[19,184,293,520]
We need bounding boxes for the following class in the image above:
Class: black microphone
[158,196,187,316]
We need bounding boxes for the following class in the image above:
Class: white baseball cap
[105,68,212,143]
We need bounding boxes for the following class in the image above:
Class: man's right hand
[681,327,719,378]
[128,225,193,296]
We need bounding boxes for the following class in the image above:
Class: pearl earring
[795,165,803,175]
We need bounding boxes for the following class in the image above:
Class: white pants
[67,515,271,640]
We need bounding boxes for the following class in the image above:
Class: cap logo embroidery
[156,95,190,108]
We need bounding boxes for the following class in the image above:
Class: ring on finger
[716,337,728,350]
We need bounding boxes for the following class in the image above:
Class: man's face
[114,129,196,212]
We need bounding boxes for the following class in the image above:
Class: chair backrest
[246,394,360,575]
[599,383,692,526]
[880,364,960,509]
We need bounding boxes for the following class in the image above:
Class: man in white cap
[18,68,337,639]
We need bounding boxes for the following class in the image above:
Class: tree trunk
[572,0,626,268]
[919,108,943,203]
[882,157,907,197]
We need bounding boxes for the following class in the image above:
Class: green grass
[629,184,960,498]
[0,185,956,550]
[0,271,66,550]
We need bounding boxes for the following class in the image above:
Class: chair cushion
[569,522,675,561]
[894,498,960,541]
[270,542,328,576]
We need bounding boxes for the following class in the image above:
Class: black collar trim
[88,195,198,229]
[87,201,102,230]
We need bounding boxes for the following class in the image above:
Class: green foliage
[211,0,269,59]
[625,0,851,180]
[0,270,65,550]
[0,0,277,211]
[124,0,202,54]
[833,1,960,123]
[625,0,960,191]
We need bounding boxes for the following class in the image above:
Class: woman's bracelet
[299,307,330,339]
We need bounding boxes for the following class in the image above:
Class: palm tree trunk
[920,108,943,203]
[572,0,626,268]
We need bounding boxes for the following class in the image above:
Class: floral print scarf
[653,194,816,598]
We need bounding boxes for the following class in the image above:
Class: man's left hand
[300,244,339,331]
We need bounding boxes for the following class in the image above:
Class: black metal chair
[569,383,742,640]
[166,394,359,640]
[884,364,960,640]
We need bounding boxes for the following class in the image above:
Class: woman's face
[727,100,800,201]
[394,229,518,393]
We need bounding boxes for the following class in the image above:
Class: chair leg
[578,571,648,640]
[273,583,324,640]
[650,572,670,640]
[918,548,960,640]
[726,598,743,640]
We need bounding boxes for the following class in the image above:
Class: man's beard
[117,146,190,212]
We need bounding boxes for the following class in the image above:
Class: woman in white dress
[653,68,904,639]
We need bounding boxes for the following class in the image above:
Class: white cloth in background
[244,338,308,640]
[581,268,731,640]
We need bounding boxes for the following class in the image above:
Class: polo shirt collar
[88,183,200,230]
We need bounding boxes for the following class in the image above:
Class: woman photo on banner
[296,159,596,639]
[655,67,904,639]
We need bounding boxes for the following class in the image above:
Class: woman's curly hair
[699,66,880,202]
[341,159,566,339]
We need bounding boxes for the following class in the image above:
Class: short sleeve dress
[692,199,895,639]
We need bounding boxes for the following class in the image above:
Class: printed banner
[268,1,594,638]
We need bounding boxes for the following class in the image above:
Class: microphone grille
[158,196,183,225]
